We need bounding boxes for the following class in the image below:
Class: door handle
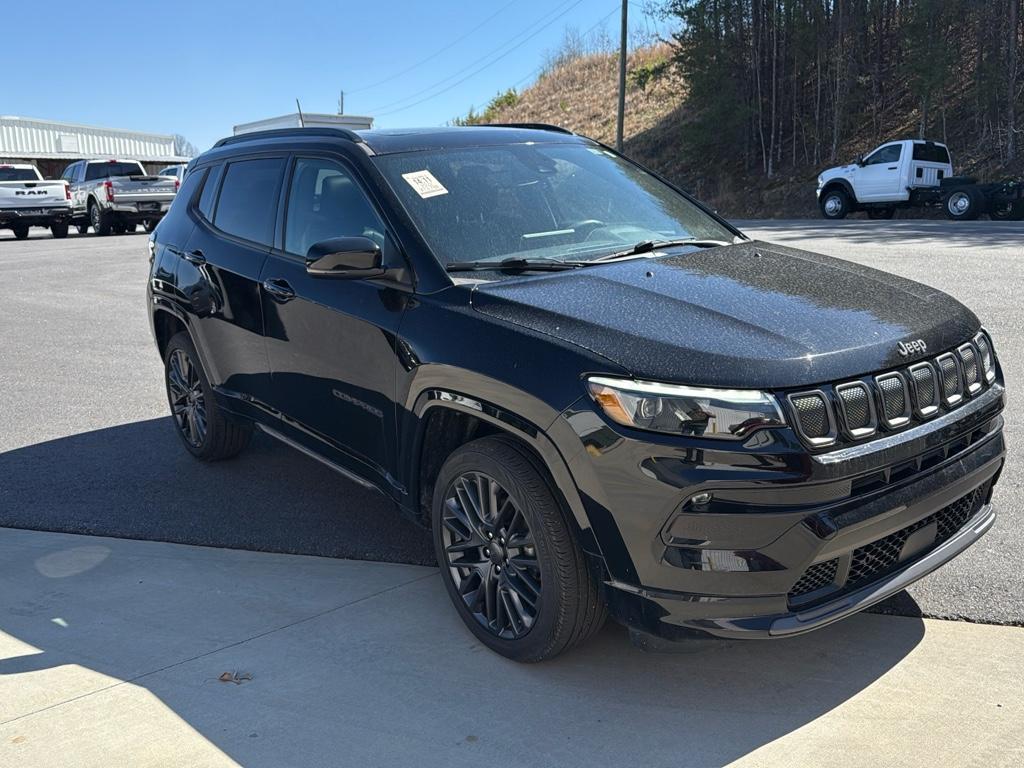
[887,166,898,170]
[184,249,206,265]
[262,278,295,302]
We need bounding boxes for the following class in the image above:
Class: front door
[259,155,408,489]
[855,143,904,201]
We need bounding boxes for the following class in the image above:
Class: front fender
[401,368,604,557]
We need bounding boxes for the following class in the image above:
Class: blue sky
[2,0,671,152]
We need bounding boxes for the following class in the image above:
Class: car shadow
[0,416,434,565]
[0,541,928,766]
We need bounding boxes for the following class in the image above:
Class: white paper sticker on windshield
[402,170,448,199]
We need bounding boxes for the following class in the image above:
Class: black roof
[212,124,589,157]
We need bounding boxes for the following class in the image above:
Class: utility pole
[616,0,628,152]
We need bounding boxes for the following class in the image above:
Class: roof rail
[479,123,574,135]
[213,127,364,149]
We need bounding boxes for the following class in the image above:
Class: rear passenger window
[213,158,284,246]
[173,167,206,211]
[197,164,223,221]
[284,157,386,257]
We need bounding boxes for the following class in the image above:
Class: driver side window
[284,157,386,258]
[865,144,902,165]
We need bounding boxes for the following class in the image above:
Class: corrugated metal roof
[0,116,189,162]
[233,113,374,135]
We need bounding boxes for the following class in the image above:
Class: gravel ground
[1,219,1021,625]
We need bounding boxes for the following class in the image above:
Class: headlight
[586,376,786,439]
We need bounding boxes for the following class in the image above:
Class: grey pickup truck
[63,159,178,235]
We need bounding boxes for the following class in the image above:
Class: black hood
[470,241,979,389]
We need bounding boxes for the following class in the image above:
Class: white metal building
[233,112,374,135]
[0,116,189,177]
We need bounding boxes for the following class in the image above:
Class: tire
[12,224,30,240]
[89,201,112,235]
[867,207,895,220]
[432,435,606,662]
[112,223,126,235]
[122,222,137,233]
[943,187,983,221]
[144,218,159,233]
[51,222,69,239]
[989,201,1024,221]
[819,188,851,219]
[76,223,90,235]
[163,332,252,461]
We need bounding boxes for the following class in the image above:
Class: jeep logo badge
[897,339,928,357]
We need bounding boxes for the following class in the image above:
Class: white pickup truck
[0,163,73,239]
[62,159,178,235]
[816,139,1024,221]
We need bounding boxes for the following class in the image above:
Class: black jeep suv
[147,125,1005,661]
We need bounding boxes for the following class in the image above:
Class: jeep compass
[147,125,1005,661]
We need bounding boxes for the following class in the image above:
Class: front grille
[784,339,995,449]
[876,373,910,426]
[789,392,831,440]
[836,383,873,434]
[908,363,939,416]
[789,558,838,597]
[974,333,994,381]
[788,483,988,605]
[937,353,962,404]
[959,343,981,393]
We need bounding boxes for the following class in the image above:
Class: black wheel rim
[90,206,99,228]
[167,348,206,448]
[441,472,541,640]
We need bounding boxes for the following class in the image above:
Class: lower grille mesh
[788,483,988,605]
[789,559,838,597]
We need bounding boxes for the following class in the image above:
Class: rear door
[259,154,409,488]
[176,155,285,405]
[855,143,905,201]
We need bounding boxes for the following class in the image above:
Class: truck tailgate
[111,176,177,202]
[0,181,70,209]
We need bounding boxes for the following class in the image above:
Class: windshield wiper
[446,257,585,273]
[589,238,732,264]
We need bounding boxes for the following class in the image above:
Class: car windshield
[84,162,145,180]
[0,167,39,181]
[373,142,737,271]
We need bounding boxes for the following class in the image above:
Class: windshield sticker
[402,170,448,199]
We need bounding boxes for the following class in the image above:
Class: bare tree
[173,134,200,158]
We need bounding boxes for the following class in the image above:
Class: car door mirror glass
[305,237,384,278]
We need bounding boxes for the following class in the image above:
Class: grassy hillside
[471,44,1024,219]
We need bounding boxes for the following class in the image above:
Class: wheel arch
[820,178,857,203]
[408,390,602,560]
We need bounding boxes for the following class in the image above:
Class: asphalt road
[1,219,1021,626]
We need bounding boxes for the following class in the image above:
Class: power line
[368,0,586,116]
[509,4,620,93]
[345,0,520,95]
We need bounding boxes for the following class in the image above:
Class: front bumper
[556,379,1005,641]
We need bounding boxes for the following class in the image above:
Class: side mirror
[855,155,865,166]
[305,237,384,279]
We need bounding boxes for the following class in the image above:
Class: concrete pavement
[2,528,1022,767]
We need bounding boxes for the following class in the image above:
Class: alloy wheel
[948,191,970,215]
[167,348,207,448]
[441,472,542,639]
[824,194,843,215]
